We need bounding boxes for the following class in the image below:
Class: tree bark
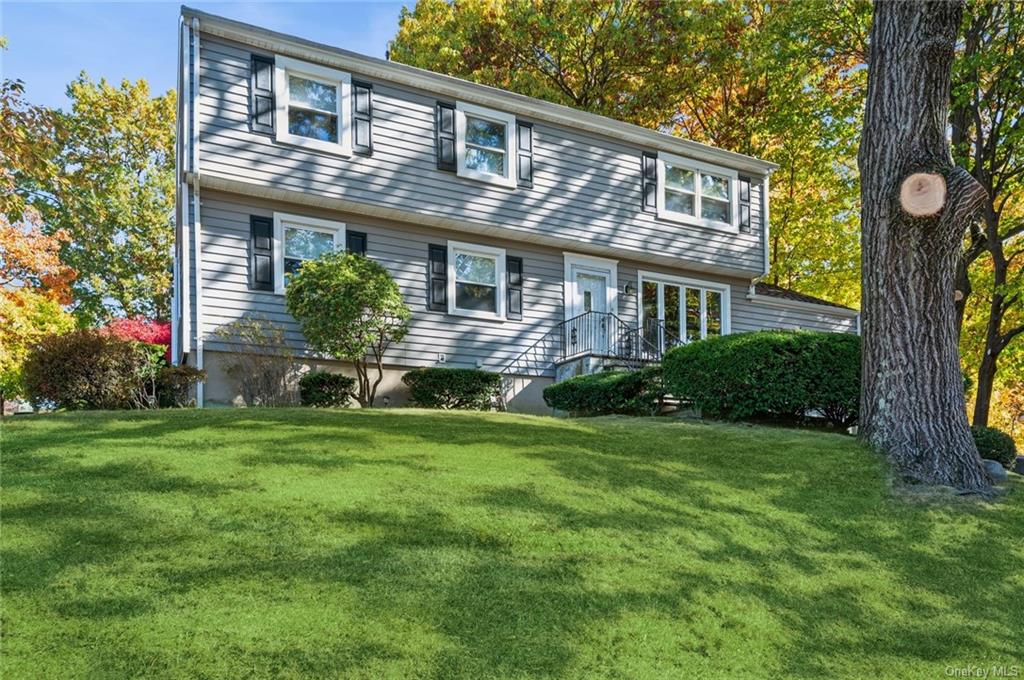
[858,0,991,491]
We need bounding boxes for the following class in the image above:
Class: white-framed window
[447,240,507,320]
[456,102,517,188]
[275,55,352,155]
[273,212,346,294]
[638,271,730,349]
[656,153,739,231]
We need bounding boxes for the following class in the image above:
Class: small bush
[157,365,206,408]
[971,426,1017,467]
[299,371,356,408]
[662,330,860,427]
[23,330,158,410]
[402,368,501,410]
[214,316,298,406]
[543,367,664,416]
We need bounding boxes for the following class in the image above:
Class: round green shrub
[970,426,1017,467]
[662,330,860,427]
[543,366,664,416]
[402,368,502,410]
[299,371,356,408]
[23,329,158,410]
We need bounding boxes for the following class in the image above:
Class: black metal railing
[499,311,673,379]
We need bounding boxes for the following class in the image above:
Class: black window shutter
[436,103,456,171]
[428,244,448,310]
[250,55,275,135]
[353,81,373,156]
[507,256,523,320]
[347,230,367,255]
[642,152,658,212]
[249,215,274,291]
[738,177,752,232]
[516,122,533,188]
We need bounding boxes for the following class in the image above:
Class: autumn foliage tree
[950,1,1024,429]
[28,76,176,325]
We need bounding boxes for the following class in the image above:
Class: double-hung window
[657,153,738,230]
[639,272,730,350]
[273,212,345,294]
[455,102,517,187]
[275,55,351,154]
[447,241,507,320]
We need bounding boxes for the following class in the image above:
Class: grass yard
[2,409,1022,678]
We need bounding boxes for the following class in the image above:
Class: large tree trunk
[858,0,991,491]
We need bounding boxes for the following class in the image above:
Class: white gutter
[180,6,777,178]
[191,16,205,407]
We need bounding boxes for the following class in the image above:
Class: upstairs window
[657,153,738,231]
[455,102,517,187]
[275,56,351,155]
[273,213,345,294]
[447,241,507,320]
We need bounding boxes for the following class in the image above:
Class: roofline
[180,6,779,178]
[746,289,860,318]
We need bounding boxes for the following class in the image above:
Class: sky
[1,1,407,109]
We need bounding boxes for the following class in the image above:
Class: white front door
[569,264,606,352]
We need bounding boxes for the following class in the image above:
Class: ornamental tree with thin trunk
[285,251,411,408]
[858,0,990,491]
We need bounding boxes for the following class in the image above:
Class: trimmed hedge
[24,330,161,410]
[299,371,356,408]
[543,366,664,416]
[971,426,1017,467]
[402,368,501,410]
[662,330,860,427]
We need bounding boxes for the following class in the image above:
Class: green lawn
[2,409,1022,678]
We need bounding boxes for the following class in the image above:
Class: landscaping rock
[982,459,1008,483]
[1014,456,1024,475]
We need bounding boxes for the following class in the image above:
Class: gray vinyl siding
[195,193,855,382]
[732,298,859,334]
[196,35,766,276]
[198,192,565,375]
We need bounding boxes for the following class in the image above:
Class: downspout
[761,173,771,278]
[179,17,191,365]
[171,16,183,366]
[191,16,205,407]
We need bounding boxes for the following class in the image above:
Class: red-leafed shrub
[102,318,171,361]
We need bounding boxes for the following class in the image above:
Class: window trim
[455,102,517,188]
[275,55,352,155]
[637,270,731,342]
[656,152,739,232]
[447,240,507,321]
[273,212,346,295]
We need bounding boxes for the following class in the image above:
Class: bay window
[657,153,738,230]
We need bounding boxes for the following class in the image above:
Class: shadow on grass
[3,408,1022,676]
